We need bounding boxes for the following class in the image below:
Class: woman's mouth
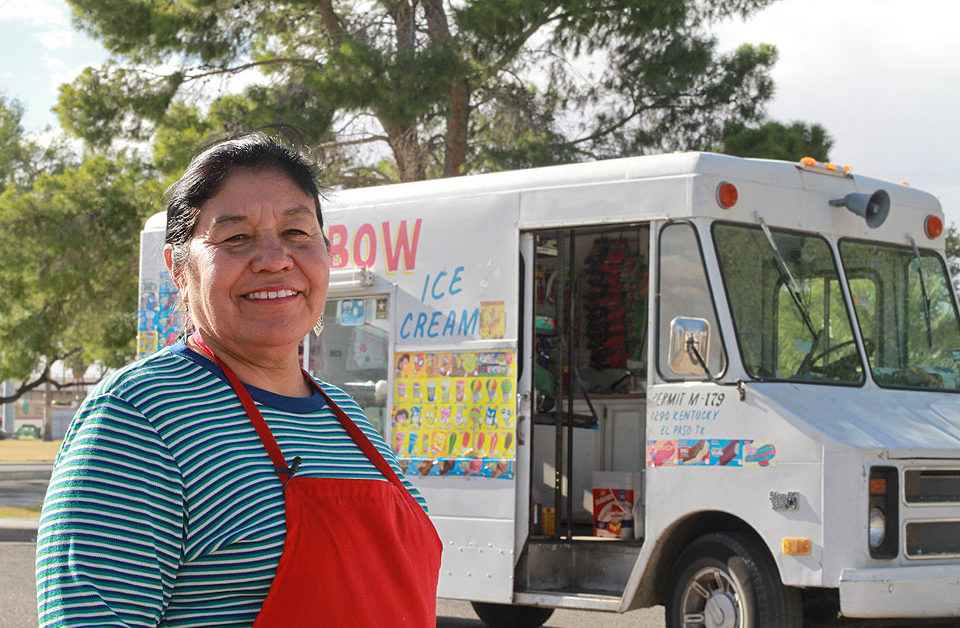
[244,289,299,300]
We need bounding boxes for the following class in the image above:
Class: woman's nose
[251,236,293,272]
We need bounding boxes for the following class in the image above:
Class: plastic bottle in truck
[138,152,960,627]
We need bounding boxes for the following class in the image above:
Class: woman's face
[169,167,330,357]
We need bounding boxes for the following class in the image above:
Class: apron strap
[308,382,404,489]
[190,332,403,489]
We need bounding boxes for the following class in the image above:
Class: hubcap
[680,565,743,628]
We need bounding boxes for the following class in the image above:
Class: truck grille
[904,520,960,559]
[903,469,960,504]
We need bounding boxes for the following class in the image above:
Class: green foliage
[945,223,960,289]
[718,119,833,162]
[56,63,183,148]
[0,95,76,191]
[58,0,813,183]
[0,151,162,396]
[0,95,28,188]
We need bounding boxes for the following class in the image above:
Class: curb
[0,518,39,543]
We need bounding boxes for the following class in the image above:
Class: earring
[313,313,325,336]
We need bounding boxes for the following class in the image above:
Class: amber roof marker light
[716,181,738,209]
[924,214,943,239]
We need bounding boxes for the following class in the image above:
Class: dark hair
[164,132,324,273]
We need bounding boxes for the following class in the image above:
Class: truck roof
[324,152,942,247]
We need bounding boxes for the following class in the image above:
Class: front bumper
[839,565,960,618]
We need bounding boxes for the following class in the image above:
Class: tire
[471,601,555,628]
[665,531,802,628]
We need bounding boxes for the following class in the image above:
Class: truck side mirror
[669,317,710,376]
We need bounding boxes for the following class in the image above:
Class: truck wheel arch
[630,510,774,609]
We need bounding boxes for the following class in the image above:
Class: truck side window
[306,297,390,433]
[657,222,726,380]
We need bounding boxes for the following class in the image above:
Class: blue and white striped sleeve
[36,392,185,627]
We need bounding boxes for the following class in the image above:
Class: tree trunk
[443,80,470,177]
[384,121,427,182]
[43,378,52,442]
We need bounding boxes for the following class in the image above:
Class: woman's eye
[225,233,249,243]
[285,229,309,237]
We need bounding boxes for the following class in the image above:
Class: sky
[1,0,959,224]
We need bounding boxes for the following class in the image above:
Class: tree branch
[318,0,345,45]
[480,4,568,84]
[0,346,101,405]
[421,0,451,42]
[317,134,390,149]
[183,57,320,81]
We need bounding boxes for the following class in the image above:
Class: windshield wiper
[906,235,934,348]
[752,215,822,370]
[686,336,719,382]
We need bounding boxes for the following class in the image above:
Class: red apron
[191,334,442,626]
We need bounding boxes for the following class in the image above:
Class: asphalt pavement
[0,463,49,542]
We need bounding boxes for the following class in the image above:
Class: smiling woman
[170,167,331,396]
[35,133,442,627]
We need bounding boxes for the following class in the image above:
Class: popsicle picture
[471,379,483,401]
[485,407,498,427]
[432,431,446,456]
[486,378,498,401]
[500,379,513,402]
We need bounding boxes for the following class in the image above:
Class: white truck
[139,152,960,626]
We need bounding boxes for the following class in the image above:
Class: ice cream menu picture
[392,350,516,480]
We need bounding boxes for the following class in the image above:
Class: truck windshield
[713,222,863,384]
[838,239,960,391]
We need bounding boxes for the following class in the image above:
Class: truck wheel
[471,601,555,627]
[665,532,801,628]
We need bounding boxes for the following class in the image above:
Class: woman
[36,134,441,626]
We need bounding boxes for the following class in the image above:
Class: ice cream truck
[138,152,960,626]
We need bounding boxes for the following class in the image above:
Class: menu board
[392,350,516,480]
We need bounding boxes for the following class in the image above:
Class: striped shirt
[36,341,424,627]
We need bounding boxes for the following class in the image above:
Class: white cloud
[35,27,76,50]
[0,0,66,27]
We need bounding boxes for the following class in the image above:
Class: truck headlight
[868,466,899,558]
[868,507,886,549]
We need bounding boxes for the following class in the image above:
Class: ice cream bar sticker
[647,440,677,467]
[710,439,742,467]
[743,440,776,467]
[679,439,710,465]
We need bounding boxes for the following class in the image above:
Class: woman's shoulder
[89,344,213,402]
[307,378,361,410]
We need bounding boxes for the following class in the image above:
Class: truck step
[514,589,622,612]
[518,539,642,596]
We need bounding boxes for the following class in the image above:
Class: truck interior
[521,223,651,598]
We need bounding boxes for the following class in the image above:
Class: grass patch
[0,439,62,463]
[0,505,42,518]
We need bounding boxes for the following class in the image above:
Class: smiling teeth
[246,290,297,300]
